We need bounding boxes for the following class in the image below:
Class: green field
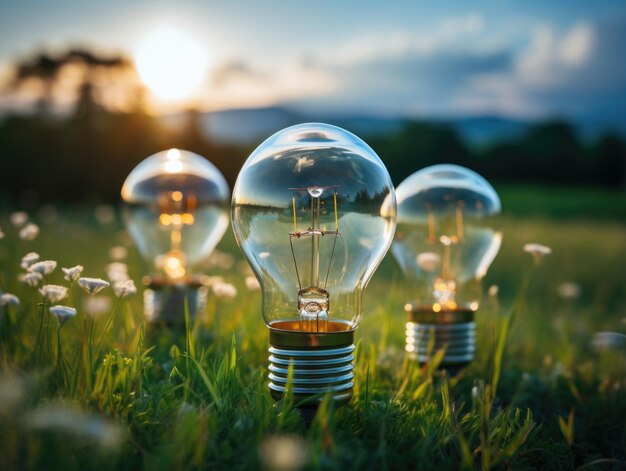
[0,187,625,470]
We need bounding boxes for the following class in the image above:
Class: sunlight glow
[135,27,209,101]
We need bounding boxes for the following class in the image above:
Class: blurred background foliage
[0,48,624,209]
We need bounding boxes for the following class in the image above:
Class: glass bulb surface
[121,148,229,281]
[232,123,396,332]
[392,164,501,311]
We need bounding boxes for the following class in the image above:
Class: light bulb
[392,164,501,370]
[232,123,396,407]
[121,148,230,323]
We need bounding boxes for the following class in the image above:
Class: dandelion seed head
[113,279,137,298]
[22,271,43,287]
[20,252,40,269]
[0,293,20,306]
[62,265,84,282]
[10,211,28,227]
[416,252,441,273]
[50,305,77,324]
[78,277,110,295]
[245,276,260,291]
[28,260,57,276]
[19,223,39,241]
[212,282,237,300]
[39,285,68,303]
[557,282,581,300]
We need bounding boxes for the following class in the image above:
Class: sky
[0,0,625,123]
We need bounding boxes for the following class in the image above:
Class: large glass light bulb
[232,123,396,406]
[121,148,229,323]
[392,164,501,369]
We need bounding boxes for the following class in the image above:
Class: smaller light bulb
[392,165,501,371]
[121,148,229,324]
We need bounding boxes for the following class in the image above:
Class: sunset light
[134,27,208,101]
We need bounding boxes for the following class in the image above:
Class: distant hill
[162,106,625,147]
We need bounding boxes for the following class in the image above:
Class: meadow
[0,185,625,470]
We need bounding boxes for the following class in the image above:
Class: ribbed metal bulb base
[405,307,476,368]
[144,281,207,325]
[268,321,355,407]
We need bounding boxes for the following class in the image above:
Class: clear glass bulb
[121,148,229,281]
[232,123,396,332]
[392,164,502,312]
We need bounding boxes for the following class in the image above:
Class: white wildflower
[94,205,115,225]
[108,246,128,260]
[62,265,84,282]
[83,295,112,316]
[487,285,499,297]
[113,279,137,298]
[20,252,40,269]
[78,277,110,295]
[105,262,129,283]
[245,276,261,291]
[258,435,309,471]
[22,271,43,287]
[0,293,20,306]
[19,223,39,241]
[416,252,441,273]
[591,332,626,352]
[199,275,224,287]
[10,211,28,227]
[25,402,123,450]
[557,282,581,300]
[39,285,68,303]
[50,305,77,324]
[28,260,57,276]
[523,243,552,263]
[212,282,237,300]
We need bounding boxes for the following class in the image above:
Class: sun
[134,27,209,101]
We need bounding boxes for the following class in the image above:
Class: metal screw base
[144,280,207,324]
[268,321,355,407]
[405,307,476,368]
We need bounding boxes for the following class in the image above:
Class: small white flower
[488,285,499,297]
[10,211,28,227]
[83,295,112,316]
[416,252,441,273]
[523,243,552,263]
[113,279,137,298]
[108,246,128,260]
[50,305,77,324]
[105,262,129,283]
[245,276,261,291]
[20,252,40,269]
[0,293,20,306]
[28,260,57,276]
[39,285,68,303]
[557,282,581,300]
[78,277,110,295]
[22,271,43,287]
[62,265,84,282]
[19,223,40,241]
[212,282,237,300]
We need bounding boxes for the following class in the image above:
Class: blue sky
[1,0,625,122]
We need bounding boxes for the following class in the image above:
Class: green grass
[0,203,625,470]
